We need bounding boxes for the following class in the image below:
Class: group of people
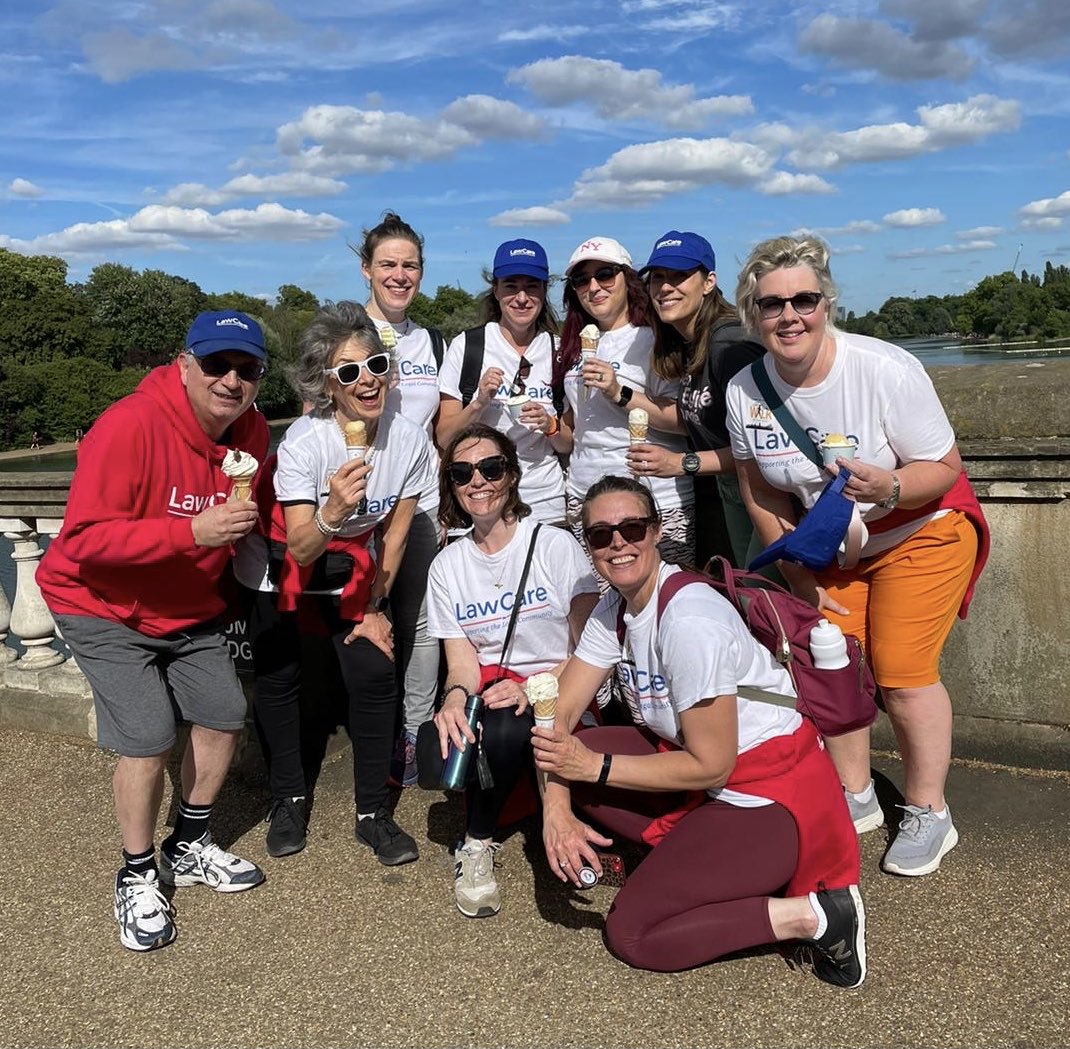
[37,214,988,993]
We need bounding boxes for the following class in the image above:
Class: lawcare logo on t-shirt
[495,381,556,400]
[167,486,227,517]
[399,359,438,383]
[454,585,552,627]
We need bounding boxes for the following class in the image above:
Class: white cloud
[758,172,836,196]
[489,207,570,227]
[1022,216,1063,231]
[566,137,774,209]
[985,0,1070,58]
[880,0,987,42]
[498,25,586,43]
[956,225,1003,239]
[1020,189,1070,219]
[158,173,347,207]
[890,239,997,258]
[9,178,44,198]
[441,95,546,139]
[787,95,1020,169]
[0,202,343,256]
[508,56,752,131]
[81,29,200,84]
[883,207,946,228]
[800,14,974,80]
[820,220,882,236]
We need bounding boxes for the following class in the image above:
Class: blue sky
[2,0,1069,314]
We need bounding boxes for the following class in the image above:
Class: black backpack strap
[492,524,542,681]
[546,334,566,417]
[427,327,445,369]
[459,326,486,408]
[750,360,823,470]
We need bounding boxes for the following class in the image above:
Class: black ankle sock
[122,846,158,879]
[161,798,213,857]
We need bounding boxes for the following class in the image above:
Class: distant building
[836,305,847,324]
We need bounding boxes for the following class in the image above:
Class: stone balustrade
[2,359,1068,767]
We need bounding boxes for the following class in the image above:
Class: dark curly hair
[437,423,532,530]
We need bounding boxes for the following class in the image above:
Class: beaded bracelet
[313,507,342,536]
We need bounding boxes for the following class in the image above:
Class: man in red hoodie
[38,310,271,952]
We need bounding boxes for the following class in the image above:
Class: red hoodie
[37,362,269,637]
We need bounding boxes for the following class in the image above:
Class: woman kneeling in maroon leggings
[532,475,866,988]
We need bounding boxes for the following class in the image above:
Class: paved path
[2,728,1067,1049]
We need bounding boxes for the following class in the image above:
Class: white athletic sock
[808,892,828,940]
[931,806,948,819]
[847,780,875,803]
[358,811,376,822]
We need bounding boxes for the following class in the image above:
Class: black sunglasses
[509,356,532,398]
[325,352,393,386]
[568,265,621,289]
[644,267,701,287]
[583,516,657,550]
[755,291,824,320]
[447,455,509,486]
[195,354,266,382]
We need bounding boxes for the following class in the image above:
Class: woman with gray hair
[724,235,988,878]
[234,300,433,865]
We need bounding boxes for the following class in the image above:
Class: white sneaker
[113,869,176,952]
[453,839,501,918]
[160,833,265,893]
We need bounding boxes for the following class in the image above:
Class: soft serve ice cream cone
[343,420,367,462]
[525,672,559,728]
[222,448,258,503]
[628,408,649,445]
[579,324,600,400]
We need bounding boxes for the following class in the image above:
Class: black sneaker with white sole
[807,885,867,989]
[355,808,419,866]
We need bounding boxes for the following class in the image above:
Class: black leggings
[422,705,535,839]
[249,590,398,814]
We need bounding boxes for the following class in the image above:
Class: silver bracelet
[313,507,342,536]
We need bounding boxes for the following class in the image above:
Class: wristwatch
[615,385,633,408]
[681,452,701,475]
[367,594,390,614]
[879,473,901,509]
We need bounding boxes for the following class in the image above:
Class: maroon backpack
[616,558,878,737]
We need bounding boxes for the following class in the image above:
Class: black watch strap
[368,594,389,613]
[615,385,633,407]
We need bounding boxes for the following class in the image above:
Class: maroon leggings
[574,726,799,973]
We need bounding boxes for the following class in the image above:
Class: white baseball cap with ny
[564,236,633,276]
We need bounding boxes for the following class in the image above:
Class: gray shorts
[55,614,248,757]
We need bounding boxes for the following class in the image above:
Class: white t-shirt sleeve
[882,361,956,463]
[426,555,465,640]
[659,613,742,714]
[725,378,754,462]
[275,427,320,504]
[573,595,624,669]
[437,334,466,401]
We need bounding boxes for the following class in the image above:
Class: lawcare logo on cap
[639,230,716,276]
[185,310,267,361]
[564,236,633,276]
[492,239,550,281]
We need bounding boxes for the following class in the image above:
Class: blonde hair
[735,236,839,334]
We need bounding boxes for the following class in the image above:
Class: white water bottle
[810,618,849,670]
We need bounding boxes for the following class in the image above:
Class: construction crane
[1011,242,1023,272]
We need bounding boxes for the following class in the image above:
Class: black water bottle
[441,693,484,790]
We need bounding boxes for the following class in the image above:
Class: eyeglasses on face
[195,354,267,382]
[568,265,621,290]
[644,267,701,287]
[509,356,532,398]
[325,352,392,386]
[756,291,824,321]
[583,516,657,550]
[446,454,509,486]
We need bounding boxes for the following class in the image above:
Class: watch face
[683,453,700,474]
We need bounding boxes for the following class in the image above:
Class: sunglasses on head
[568,265,621,290]
[195,354,267,382]
[509,356,532,398]
[446,454,509,486]
[583,516,657,550]
[324,352,392,386]
[756,291,824,320]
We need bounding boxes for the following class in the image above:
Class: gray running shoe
[160,833,265,892]
[882,804,959,876]
[113,869,176,952]
[453,839,501,918]
[846,785,884,834]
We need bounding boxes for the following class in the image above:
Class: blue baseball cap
[492,239,550,281]
[639,230,716,275]
[185,310,267,361]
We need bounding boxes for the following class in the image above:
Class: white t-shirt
[375,318,440,515]
[427,516,599,679]
[563,324,693,512]
[438,323,566,524]
[574,563,801,807]
[233,410,432,593]
[725,330,957,558]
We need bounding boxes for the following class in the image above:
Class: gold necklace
[473,522,518,589]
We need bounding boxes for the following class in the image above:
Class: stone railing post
[0,573,17,665]
[1,520,64,670]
